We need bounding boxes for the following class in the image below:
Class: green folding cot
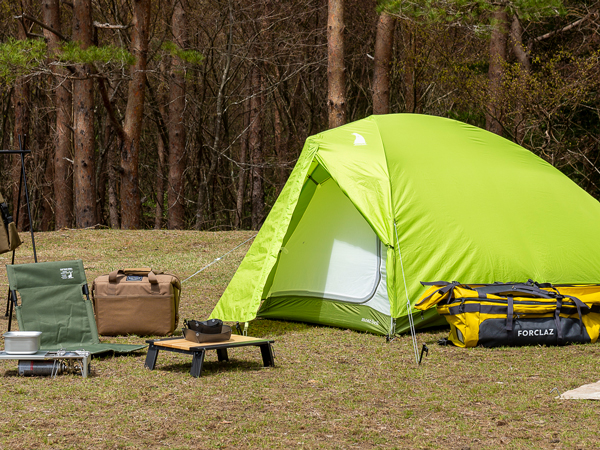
[7,260,145,355]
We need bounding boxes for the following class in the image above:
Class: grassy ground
[1,229,599,449]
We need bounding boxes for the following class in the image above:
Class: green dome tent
[210,114,600,336]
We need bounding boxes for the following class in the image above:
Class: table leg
[216,348,229,362]
[259,343,275,367]
[82,354,90,378]
[145,344,159,370]
[190,349,206,377]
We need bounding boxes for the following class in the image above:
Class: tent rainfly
[210,114,600,336]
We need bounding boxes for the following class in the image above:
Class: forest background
[0,0,599,232]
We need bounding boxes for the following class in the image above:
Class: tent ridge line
[370,117,404,340]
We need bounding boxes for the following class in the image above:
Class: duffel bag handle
[108,268,158,284]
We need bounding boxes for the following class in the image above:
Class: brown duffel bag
[91,267,181,336]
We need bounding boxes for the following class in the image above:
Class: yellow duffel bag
[416,281,600,348]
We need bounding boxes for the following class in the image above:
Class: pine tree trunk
[486,7,509,136]
[54,73,74,228]
[327,0,345,128]
[43,0,73,229]
[402,23,419,113]
[250,64,263,230]
[151,62,169,230]
[195,0,233,230]
[510,15,531,72]
[40,150,54,231]
[108,137,120,229]
[1,89,10,150]
[96,118,112,225]
[120,0,150,229]
[73,0,97,228]
[97,81,121,229]
[273,92,285,195]
[235,101,249,230]
[155,136,165,229]
[168,0,187,230]
[372,12,395,115]
[510,14,531,144]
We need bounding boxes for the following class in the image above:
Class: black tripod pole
[17,135,37,263]
[4,148,24,320]
[4,162,23,325]
[4,136,37,330]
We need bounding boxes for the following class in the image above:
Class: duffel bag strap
[474,283,556,299]
[417,281,462,306]
[562,294,588,335]
[506,295,514,332]
[421,281,453,286]
[554,297,563,343]
[108,268,158,284]
[549,294,588,340]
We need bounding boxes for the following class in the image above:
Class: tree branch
[14,13,69,42]
[532,12,598,44]
[145,78,169,150]
[26,32,45,40]
[95,73,126,143]
[93,21,131,30]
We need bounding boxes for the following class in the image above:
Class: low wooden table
[144,335,275,377]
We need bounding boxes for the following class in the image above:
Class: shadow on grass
[246,318,324,337]
[92,349,147,361]
[154,358,271,377]
[249,318,451,342]
[3,367,95,378]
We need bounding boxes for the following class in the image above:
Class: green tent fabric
[8,260,145,355]
[210,114,600,336]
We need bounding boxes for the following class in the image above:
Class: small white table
[0,350,91,377]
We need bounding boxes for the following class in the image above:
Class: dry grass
[1,229,599,449]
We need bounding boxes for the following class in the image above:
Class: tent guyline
[182,234,257,284]
[395,220,419,364]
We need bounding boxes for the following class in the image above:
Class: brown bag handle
[108,268,158,284]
